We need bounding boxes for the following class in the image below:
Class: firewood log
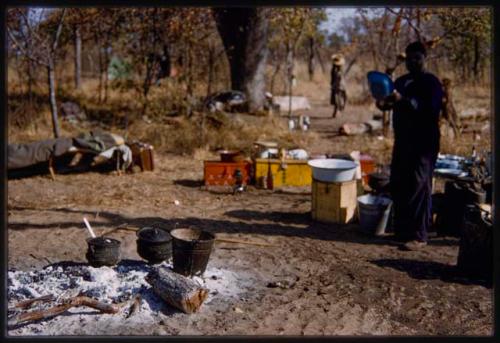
[146,267,209,314]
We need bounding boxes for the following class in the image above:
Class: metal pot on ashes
[86,237,121,267]
[136,227,172,264]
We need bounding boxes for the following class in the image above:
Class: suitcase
[129,143,154,171]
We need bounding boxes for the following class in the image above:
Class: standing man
[377,41,443,251]
[330,54,347,118]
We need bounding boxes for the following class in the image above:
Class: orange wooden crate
[204,160,252,186]
[360,155,375,185]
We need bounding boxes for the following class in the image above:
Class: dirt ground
[7,96,493,336]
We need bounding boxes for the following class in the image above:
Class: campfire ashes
[8,261,245,335]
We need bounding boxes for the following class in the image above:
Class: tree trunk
[207,44,215,97]
[307,37,315,81]
[74,26,82,90]
[47,62,60,138]
[103,44,109,103]
[286,43,294,118]
[213,7,270,112]
[95,34,103,103]
[27,59,34,112]
[473,36,480,82]
[269,62,281,96]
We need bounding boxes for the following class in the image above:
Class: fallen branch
[215,238,277,247]
[8,296,119,327]
[9,303,73,327]
[14,295,55,310]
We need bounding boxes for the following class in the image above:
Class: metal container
[368,172,390,192]
[170,228,215,277]
[136,227,172,264]
[86,237,121,267]
[357,194,392,236]
[308,159,357,183]
[219,150,244,162]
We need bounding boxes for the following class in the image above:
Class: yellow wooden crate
[311,179,357,224]
[254,158,312,188]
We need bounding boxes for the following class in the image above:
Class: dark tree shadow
[370,258,492,288]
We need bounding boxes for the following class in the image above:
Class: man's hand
[376,90,401,111]
[392,90,402,101]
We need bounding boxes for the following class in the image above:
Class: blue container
[367,71,394,100]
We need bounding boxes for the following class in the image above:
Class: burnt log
[146,267,209,314]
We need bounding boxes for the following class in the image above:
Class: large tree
[212,7,270,112]
[7,8,66,138]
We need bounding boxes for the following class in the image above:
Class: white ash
[8,261,248,335]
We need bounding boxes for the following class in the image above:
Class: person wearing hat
[377,41,444,251]
[330,54,347,118]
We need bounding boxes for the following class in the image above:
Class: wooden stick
[8,296,119,327]
[48,156,56,181]
[102,226,138,236]
[14,295,55,310]
[67,296,120,313]
[83,217,97,238]
[125,294,142,319]
[215,238,277,247]
[9,303,73,326]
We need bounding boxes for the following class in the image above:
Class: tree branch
[7,26,48,66]
[52,8,66,52]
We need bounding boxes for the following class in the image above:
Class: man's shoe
[402,240,427,251]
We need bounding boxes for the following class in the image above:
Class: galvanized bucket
[170,228,215,277]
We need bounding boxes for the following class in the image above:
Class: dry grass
[8,58,492,160]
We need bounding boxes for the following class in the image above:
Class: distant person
[376,41,443,251]
[330,54,347,118]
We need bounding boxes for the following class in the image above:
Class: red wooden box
[204,160,252,186]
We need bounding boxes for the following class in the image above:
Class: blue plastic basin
[367,71,394,100]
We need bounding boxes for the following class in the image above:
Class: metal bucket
[86,237,121,267]
[357,194,392,236]
[170,228,215,277]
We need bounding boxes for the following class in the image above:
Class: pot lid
[137,227,171,242]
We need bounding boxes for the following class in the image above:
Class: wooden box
[311,179,358,224]
[129,143,154,171]
[204,160,252,186]
[254,158,312,188]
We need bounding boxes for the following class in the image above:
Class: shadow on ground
[173,179,204,188]
[9,207,461,249]
[370,258,491,288]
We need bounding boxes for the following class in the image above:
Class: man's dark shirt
[392,72,443,156]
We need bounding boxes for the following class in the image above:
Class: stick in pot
[83,217,97,238]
